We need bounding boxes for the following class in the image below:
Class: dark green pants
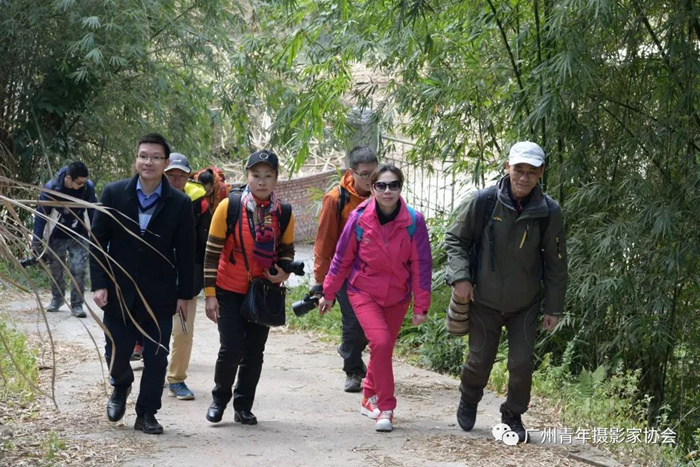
[460,299,540,415]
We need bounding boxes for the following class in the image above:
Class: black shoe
[107,386,131,422]
[134,413,163,435]
[456,397,478,431]
[344,373,363,393]
[234,410,258,425]
[206,402,225,423]
[501,406,528,443]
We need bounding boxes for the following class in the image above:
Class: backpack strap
[336,185,349,229]
[406,205,417,238]
[354,207,366,241]
[538,194,552,250]
[278,202,292,236]
[226,192,242,239]
[469,185,498,279]
[355,205,417,241]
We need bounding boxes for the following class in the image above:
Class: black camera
[292,284,324,317]
[292,294,320,317]
[269,259,305,276]
[19,257,38,268]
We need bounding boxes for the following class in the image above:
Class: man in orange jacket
[313,146,378,392]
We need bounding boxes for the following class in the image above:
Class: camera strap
[238,208,253,283]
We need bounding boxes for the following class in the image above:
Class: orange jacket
[204,197,295,296]
[313,170,370,284]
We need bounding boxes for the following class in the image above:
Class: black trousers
[460,299,540,415]
[103,302,172,416]
[337,280,368,376]
[212,289,270,411]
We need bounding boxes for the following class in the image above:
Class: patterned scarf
[241,187,280,269]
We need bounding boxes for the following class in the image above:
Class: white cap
[508,141,545,167]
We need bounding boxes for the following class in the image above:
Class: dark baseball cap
[245,150,279,172]
[165,153,192,174]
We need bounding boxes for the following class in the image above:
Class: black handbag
[238,211,286,327]
[241,278,286,327]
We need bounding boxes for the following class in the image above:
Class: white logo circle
[492,423,510,441]
[502,430,519,446]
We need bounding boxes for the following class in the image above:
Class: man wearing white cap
[444,141,568,443]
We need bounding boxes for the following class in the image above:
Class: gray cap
[165,152,191,174]
[508,142,545,167]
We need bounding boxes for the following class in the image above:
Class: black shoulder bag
[238,205,286,327]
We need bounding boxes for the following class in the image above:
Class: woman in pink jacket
[319,164,432,432]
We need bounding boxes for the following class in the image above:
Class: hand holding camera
[20,239,44,267]
[31,238,43,257]
[292,284,324,317]
[318,297,334,315]
[268,259,306,276]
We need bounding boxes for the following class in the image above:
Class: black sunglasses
[373,181,402,192]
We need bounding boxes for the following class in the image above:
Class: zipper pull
[519,224,529,249]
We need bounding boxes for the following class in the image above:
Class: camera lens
[292,295,319,317]
[277,260,306,276]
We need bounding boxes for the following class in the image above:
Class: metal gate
[381,136,475,220]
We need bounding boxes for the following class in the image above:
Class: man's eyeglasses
[373,181,402,192]
[137,155,167,162]
[352,170,373,180]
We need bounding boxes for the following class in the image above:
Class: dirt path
[3,291,618,467]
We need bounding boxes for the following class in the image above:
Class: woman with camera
[319,164,432,432]
[202,150,295,426]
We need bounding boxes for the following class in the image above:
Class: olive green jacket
[444,175,567,315]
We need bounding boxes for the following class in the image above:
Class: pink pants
[349,291,409,411]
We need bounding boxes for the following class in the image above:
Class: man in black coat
[90,133,195,434]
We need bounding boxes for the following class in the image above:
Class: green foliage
[232,0,700,452]
[3,0,698,456]
[531,353,691,463]
[42,430,66,460]
[397,284,466,375]
[285,280,343,338]
[1,0,240,183]
[0,320,39,402]
[0,256,51,292]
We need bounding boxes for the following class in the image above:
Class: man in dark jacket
[90,133,195,435]
[32,161,97,318]
[445,141,568,443]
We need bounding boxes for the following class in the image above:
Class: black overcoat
[90,175,195,319]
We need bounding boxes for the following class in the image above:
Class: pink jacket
[323,197,432,314]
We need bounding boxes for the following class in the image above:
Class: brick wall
[275,170,337,243]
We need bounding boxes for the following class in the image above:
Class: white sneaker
[361,395,380,419]
[375,410,393,432]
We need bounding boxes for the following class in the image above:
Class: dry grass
[408,434,592,467]
[0,291,151,466]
